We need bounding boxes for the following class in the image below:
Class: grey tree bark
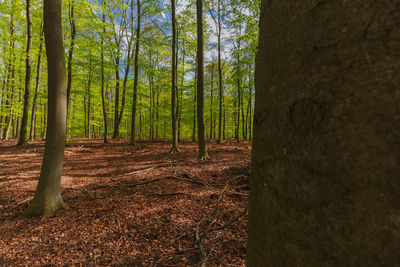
[196,0,208,160]
[22,0,68,218]
[247,0,400,265]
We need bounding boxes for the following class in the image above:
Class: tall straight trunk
[249,85,252,141]
[130,0,141,145]
[22,0,67,218]
[3,14,15,141]
[18,0,33,145]
[156,88,160,140]
[29,22,44,141]
[170,0,179,151]
[247,1,400,265]
[86,47,93,139]
[192,71,197,142]
[66,0,76,130]
[177,48,185,142]
[100,2,108,143]
[216,0,223,144]
[209,62,214,140]
[112,52,121,139]
[115,29,134,139]
[196,0,208,159]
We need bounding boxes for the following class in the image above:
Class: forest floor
[0,139,250,266]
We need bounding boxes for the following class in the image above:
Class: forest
[1,0,399,266]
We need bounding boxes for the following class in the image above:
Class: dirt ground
[0,139,250,266]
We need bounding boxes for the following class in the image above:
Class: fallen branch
[63,166,161,192]
[192,175,249,266]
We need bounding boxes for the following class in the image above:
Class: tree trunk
[29,22,44,142]
[170,0,179,152]
[101,1,108,143]
[209,62,214,140]
[130,0,141,145]
[112,52,121,139]
[18,0,33,145]
[66,0,76,134]
[216,0,223,144]
[247,1,400,265]
[22,0,68,218]
[196,0,208,159]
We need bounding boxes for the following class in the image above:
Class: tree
[29,22,44,142]
[170,0,179,152]
[17,0,33,146]
[196,0,208,159]
[130,0,141,145]
[22,0,68,217]
[247,1,400,265]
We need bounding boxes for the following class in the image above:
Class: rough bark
[247,1,400,265]
[196,0,208,160]
[22,0,68,218]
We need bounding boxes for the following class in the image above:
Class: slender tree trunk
[247,1,400,265]
[115,36,133,139]
[29,23,44,142]
[209,62,214,140]
[18,0,33,145]
[22,0,67,218]
[130,0,141,145]
[86,47,93,139]
[196,0,208,159]
[66,0,76,137]
[192,71,197,142]
[170,0,179,151]
[101,2,108,143]
[112,52,121,139]
[216,0,223,144]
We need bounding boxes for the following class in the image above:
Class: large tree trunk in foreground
[247,1,400,265]
[18,0,33,146]
[22,0,67,218]
[196,0,208,160]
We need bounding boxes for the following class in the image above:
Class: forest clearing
[0,140,250,265]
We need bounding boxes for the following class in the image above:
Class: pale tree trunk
[170,0,179,152]
[196,0,208,159]
[130,0,141,145]
[247,0,400,265]
[22,0,67,218]
[18,0,33,145]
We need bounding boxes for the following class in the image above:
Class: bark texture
[247,1,400,266]
[22,0,67,218]
[196,0,208,160]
